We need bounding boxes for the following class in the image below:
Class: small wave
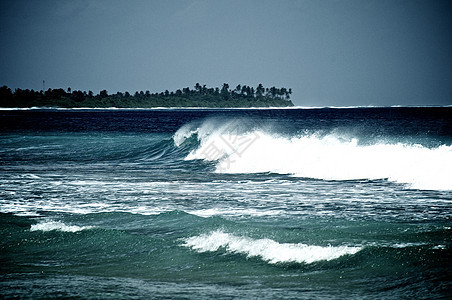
[30,221,92,232]
[183,230,361,264]
[391,242,428,248]
[180,119,452,191]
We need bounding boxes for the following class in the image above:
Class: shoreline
[0,105,450,111]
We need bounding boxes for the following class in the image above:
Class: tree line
[0,83,293,108]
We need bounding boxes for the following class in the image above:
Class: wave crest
[30,221,92,232]
[183,230,361,264]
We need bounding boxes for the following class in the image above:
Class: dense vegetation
[0,83,293,108]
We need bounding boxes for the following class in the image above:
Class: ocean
[0,107,451,299]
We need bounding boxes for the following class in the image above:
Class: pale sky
[1,0,451,106]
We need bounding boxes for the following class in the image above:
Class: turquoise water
[1,108,451,298]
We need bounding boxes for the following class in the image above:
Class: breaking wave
[30,221,93,232]
[175,118,452,191]
[183,230,361,264]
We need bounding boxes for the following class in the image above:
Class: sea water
[0,107,451,298]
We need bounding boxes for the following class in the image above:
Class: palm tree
[256,84,264,98]
[195,83,201,93]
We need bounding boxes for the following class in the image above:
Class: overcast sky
[1,0,451,106]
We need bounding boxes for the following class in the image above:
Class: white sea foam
[391,242,427,248]
[183,230,361,264]
[189,208,282,218]
[178,120,452,191]
[30,221,92,232]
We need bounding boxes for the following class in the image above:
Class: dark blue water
[1,107,451,298]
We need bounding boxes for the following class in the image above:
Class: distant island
[0,83,294,108]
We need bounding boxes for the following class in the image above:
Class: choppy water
[1,107,451,298]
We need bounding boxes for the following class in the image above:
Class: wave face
[176,118,452,191]
[183,230,362,264]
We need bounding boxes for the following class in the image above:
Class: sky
[0,0,451,107]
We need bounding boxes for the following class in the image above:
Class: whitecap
[183,120,452,191]
[30,221,92,232]
[182,230,361,264]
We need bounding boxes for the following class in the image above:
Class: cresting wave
[30,221,92,232]
[175,119,452,191]
[183,230,362,264]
